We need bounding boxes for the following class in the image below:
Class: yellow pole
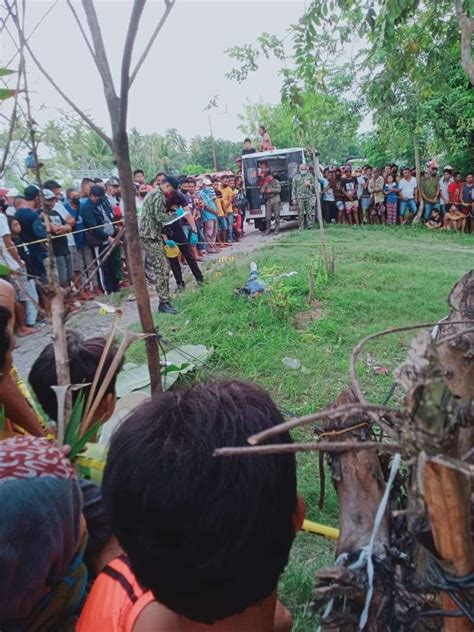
[302,519,339,540]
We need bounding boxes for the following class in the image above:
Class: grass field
[127,225,473,630]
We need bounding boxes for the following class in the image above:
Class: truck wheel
[255,219,267,232]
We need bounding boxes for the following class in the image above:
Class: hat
[203,178,212,186]
[23,184,40,201]
[42,189,56,200]
[90,185,105,197]
[164,175,179,190]
[107,177,120,186]
[444,165,453,172]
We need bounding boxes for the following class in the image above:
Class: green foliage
[188,136,241,172]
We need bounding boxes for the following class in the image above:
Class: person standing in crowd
[161,176,203,290]
[292,163,315,230]
[199,178,219,253]
[15,186,48,285]
[242,138,256,155]
[79,178,94,206]
[368,167,385,224]
[81,185,119,295]
[233,175,248,234]
[42,189,74,295]
[322,168,337,223]
[258,125,275,152]
[261,171,282,235]
[139,183,179,314]
[342,164,360,225]
[133,169,146,186]
[135,183,149,218]
[461,172,473,232]
[220,174,235,242]
[0,203,36,336]
[8,216,40,329]
[64,188,95,299]
[330,168,345,223]
[448,171,463,208]
[419,164,440,220]
[212,177,228,246]
[439,166,453,216]
[359,165,372,224]
[398,167,418,224]
[384,174,399,225]
[188,178,206,257]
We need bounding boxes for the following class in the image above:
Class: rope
[319,453,402,631]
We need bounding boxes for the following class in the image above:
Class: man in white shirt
[398,167,418,223]
[439,166,453,216]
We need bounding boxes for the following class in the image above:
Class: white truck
[242,147,305,231]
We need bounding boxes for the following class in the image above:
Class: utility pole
[208,113,217,171]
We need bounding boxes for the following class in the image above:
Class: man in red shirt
[448,172,463,209]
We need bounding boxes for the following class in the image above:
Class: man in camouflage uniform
[291,163,315,230]
[261,172,282,235]
[140,183,179,314]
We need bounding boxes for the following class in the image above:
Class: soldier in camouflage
[261,172,282,235]
[291,163,315,230]
[140,184,179,314]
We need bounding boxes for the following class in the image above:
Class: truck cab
[242,147,305,231]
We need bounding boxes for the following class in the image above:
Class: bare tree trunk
[113,129,162,392]
[312,148,330,271]
[455,0,474,85]
[412,136,424,224]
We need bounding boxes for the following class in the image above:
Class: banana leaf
[69,421,102,460]
[64,391,85,447]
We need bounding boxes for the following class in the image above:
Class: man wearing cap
[261,171,282,235]
[42,189,73,291]
[44,180,78,288]
[292,163,315,230]
[106,177,121,209]
[139,182,179,314]
[81,185,119,294]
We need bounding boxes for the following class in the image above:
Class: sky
[1,0,307,141]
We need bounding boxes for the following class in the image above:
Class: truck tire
[255,219,267,232]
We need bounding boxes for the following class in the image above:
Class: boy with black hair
[133,169,145,185]
[79,380,304,631]
[29,330,122,423]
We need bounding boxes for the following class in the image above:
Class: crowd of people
[318,163,474,230]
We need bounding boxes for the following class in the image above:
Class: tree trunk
[412,136,424,224]
[312,148,330,271]
[113,128,162,393]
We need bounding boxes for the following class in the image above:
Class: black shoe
[159,301,177,314]
[197,278,205,285]
[177,282,186,292]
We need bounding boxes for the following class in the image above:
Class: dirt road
[13,222,296,379]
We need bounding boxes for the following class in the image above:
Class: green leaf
[64,390,85,447]
[0,88,19,100]
[0,264,11,277]
[69,421,102,460]
[0,406,5,436]
[0,68,15,78]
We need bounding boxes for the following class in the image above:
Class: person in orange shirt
[78,381,304,632]
[220,174,235,242]
[211,177,229,247]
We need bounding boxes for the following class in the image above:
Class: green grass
[127,224,473,630]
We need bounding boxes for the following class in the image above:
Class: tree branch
[214,440,400,458]
[119,0,147,131]
[129,0,176,87]
[81,0,119,119]
[247,403,403,446]
[2,2,113,148]
[65,0,95,59]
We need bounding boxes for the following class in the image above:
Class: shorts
[9,272,28,302]
[360,197,371,211]
[400,199,417,217]
[55,253,73,286]
[218,216,228,231]
[71,245,85,273]
[345,201,358,214]
[336,201,345,212]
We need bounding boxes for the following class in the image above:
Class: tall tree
[6,0,177,392]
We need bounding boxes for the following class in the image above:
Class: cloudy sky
[2,0,307,141]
